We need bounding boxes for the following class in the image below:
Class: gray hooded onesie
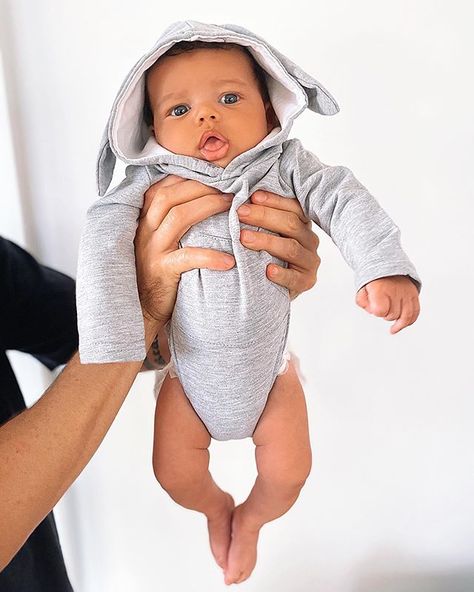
[77,20,422,440]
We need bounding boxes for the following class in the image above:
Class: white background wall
[1,1,473,590]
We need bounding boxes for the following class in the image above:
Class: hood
[97,20,339,196]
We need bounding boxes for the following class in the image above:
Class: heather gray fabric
[76,20,422,440]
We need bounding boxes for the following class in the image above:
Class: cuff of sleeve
[355,264,422,294]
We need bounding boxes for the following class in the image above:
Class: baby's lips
[199,139,230,161]
[199,130,228,149]
[202,136,225,150]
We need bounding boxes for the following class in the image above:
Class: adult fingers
[238,192,320,299]
[141,177,230,232]
[240,230,315,270]
[261,264,308,301]
[239,229,319,297]
[156,192,233,252]
[140,175,187,218]
[250,190,311,224]
[135,244,235,325]
[167,246,235,274]
[237,201,314,251]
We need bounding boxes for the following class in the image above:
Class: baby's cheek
[155,124,179,150]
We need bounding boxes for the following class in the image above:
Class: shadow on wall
[355,569,474,592]
[0,0,41,253]
[353,548,474,592]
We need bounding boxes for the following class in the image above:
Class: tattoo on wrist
[142,335,167,370]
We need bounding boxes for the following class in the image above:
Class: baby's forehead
[147,46,255,82]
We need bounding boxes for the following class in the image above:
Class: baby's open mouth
[199,131,230,161]
[202,136,226,150]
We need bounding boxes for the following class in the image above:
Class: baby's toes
[235,570,251,584]
[224,506,259,585]
[207,493,235,570]
[224,569,245,586]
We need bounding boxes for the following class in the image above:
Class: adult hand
[236,190,320,300]
[137,177,321,370]
[136,179,321,316]
[134,174,235,327]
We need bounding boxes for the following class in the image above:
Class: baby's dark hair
[143,41,270,126]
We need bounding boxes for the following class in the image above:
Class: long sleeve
[282,139,422,293]
[76,165,153,363]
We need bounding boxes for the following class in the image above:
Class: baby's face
[146,47,276,168]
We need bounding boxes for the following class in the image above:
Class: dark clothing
[0,237,78,591]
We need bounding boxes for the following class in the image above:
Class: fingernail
[223,255,235,266]
[222,193,234,201]
[269,265,279,276]
[252,192,267,203]
[241,230,255,243]
[238,205,250,216]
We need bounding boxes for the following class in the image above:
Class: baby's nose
[199,113,217,121]
[196,103,220,122]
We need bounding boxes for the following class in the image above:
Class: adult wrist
[142,310,165,349]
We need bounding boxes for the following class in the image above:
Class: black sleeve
[0,237,78,370]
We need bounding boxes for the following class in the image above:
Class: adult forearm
[0,316,162,571]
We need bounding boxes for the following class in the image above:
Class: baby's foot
[224,504,261,585]
[207,492,235,570]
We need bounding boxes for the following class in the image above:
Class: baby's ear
[265,101,279,131]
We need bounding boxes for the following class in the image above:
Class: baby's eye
[170,104,189,117]
[220,93,240,105]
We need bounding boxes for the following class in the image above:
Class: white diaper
[153,346,305,400]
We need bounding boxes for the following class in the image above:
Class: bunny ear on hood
[221,23,339,117]
[97,20,339,196]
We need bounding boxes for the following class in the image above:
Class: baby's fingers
[356,284,393,317]
[355,286,369,309]
[390,317,409,334]
[367,291,391,317]
[389,299,420,334]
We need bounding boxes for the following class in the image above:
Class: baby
[146,43,314,586]
[76,21,422,586]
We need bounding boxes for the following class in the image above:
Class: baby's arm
[281,139,422,307]
[76,165,154,363]
[356,275,420,334]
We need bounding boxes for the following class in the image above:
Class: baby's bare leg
[153,373,234,570]
[224,360,312,585]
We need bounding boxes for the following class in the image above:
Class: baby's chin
[194,148,236,168]
[203,154,234,168]
[160,142,244,168]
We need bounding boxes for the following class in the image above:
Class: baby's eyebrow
[212,78,250,87]
[160,79,250,104]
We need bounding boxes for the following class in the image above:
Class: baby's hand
[355,275,420,334]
